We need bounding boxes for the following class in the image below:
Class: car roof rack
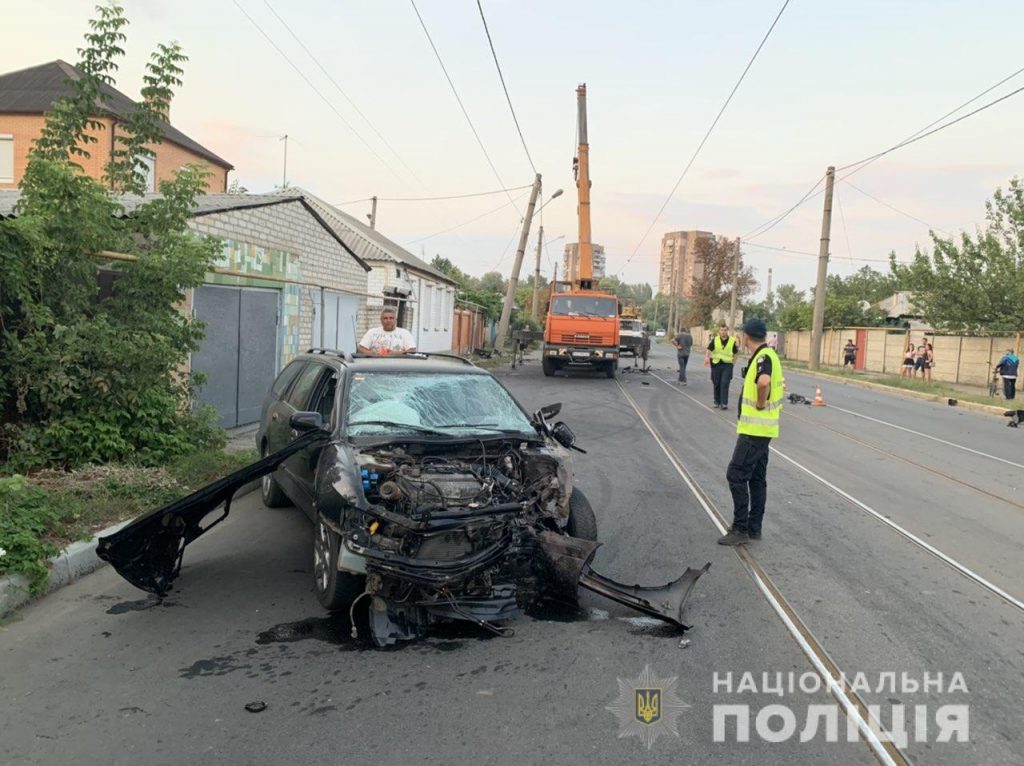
[350,351,475,366]
[306,348,354,361]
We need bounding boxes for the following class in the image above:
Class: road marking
[780,375,1024,470]
[617,380,907,766]
[646,370,1024,614]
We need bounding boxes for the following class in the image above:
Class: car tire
[567,487,598,541]
[604,362,616,379]
[542,357,557,377]
[313,518,366,612]
[260,442,291,508]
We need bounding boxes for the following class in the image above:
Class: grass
[783,359,1004,408]
[0,446,259,592]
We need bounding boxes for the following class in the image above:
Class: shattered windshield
[550,296,618,317]
[346,373,534,437]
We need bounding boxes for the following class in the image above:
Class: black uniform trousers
[726,434,771,535]
[710,362,734,406]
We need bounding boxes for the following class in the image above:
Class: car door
[275,362,332,505]
[262,360,307,456]
[287,368,340,519]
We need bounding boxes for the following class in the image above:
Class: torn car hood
[96,430,330,596]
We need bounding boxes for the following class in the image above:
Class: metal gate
[312,290,360,353]
[192,285,279,428]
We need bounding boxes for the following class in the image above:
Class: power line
[837,84,1024,173]
[402,190,529,245]
[620,0,792,272]
[842,180,948,234]
[743,175,826,241]
[475,0,536,174]
[743,240,908,264]
[231,0,402,182]
[741,64,1024,242]
[261,0,423,185]
[410,0,522,214]
[334,184,532,206]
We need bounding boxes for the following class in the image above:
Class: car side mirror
[290,411,329,433]
[551,421,585,453]
[538,402,562,420]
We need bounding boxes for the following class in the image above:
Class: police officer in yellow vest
[705,324,739,409]
[718,318,784,546]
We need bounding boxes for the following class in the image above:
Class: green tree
[682,237,757,327]
[0,3,221,468]
[892,178,1024,331]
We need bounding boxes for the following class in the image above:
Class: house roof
[0,190,371,272]
[0,60,232,170]
[290,188,457,285]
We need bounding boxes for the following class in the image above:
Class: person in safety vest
[705,324,739,409]
[718,317,784,546]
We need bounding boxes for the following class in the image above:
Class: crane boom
[576,83,593,288]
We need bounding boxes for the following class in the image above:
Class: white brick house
[297,190,459,353]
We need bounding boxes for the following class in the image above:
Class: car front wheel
[313,519,366,611]
[260,442,290,508]
[566,487,598,541]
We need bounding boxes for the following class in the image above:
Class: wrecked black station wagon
[99,351,709,646]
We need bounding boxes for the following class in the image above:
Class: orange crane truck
[541,84,621,379]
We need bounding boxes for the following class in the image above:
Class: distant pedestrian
[996,348,1019,400]
[921,343,934,382]
[705,324,739,409]
[358,307,416,355]
[902,343,916,379]
[843,339,857,367]
[718,318,784,546]
[913,345,928,379]
[672,328,693,384]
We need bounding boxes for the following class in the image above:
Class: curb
[785,367,1007,418]
[0,478,259,619]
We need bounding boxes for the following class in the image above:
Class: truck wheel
[567,488,598,541]
[314,519,366,612]
[604,362,616,379]
[260,442,290,508]
[542,358,557,377]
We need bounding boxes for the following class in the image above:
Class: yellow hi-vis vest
[711,335,737,364]
[737,346,784,438]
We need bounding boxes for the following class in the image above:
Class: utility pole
[367,196,378,229]
[766,267,773,300]
[494,173,543,352]
[280,134,288,187]
[728,236,741,330]
[809,166,835,370]
[531,223,544,322]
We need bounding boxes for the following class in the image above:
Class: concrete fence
[777,328,1022,386]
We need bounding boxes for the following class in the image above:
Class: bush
[0,476,61,592]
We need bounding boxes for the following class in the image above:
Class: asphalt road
[1,343,1020,764]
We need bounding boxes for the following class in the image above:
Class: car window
[346,372,534,436]
[285,362,329,410]
[309,372,339,426]
[271,361,306,397]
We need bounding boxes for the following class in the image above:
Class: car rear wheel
[567,487,598,541]
[260,442,290,508]
[313,519,366,611]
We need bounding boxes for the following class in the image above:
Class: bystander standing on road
[705,325,738,409]
[843,339,857,367]
[719,318,784,546]
[672,327,693,384]
[357,307,416,355]
[996,348,1019,400]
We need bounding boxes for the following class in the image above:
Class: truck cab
[542,289,620,377]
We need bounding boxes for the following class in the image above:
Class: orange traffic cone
[813,386,825,406]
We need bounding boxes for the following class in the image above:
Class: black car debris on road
[99,350,709,646]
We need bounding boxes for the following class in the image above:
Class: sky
[6,0,1024,295]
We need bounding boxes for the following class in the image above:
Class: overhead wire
[740,63,1024,242]
[842,181,948,234]
[231,0,402,182]
[409,0,522,215]
[334,185,532,206]
[619,0,792,273]
[402,190,529,246]
[475,0,537,174]
[261,1,425,186]
[835,186,855,267]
